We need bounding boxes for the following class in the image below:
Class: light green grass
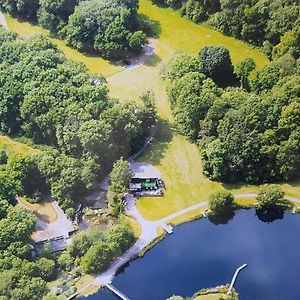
[139,0,269,66]
[0,135,38,156]
[4,14,122,77]
[136,121,224,220]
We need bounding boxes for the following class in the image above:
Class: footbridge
[106,283,131,300]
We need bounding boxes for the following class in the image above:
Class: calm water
[82,209,300,300]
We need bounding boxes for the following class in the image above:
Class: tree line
[0,0,149,59]
[163,44,300,184]
[151,0,299,60]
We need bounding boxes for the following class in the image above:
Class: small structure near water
[129,162,164,197]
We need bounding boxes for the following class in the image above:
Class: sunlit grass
[0,134,38,156]
[139,0,269,67]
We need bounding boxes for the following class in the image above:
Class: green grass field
[3,1,300,221]
[0,135,38,156]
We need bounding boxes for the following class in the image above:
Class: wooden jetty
[161,223,173,234]
[227,263,247,294]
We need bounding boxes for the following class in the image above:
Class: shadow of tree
[137,118,174,165]
[145,54,162,67]
[255,208,285,223]
[208,208,235,225]
[138,13,162,38]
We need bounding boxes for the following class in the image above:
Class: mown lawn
[4,14,122,77]
[139,0,269,67]
[0,134,38,156]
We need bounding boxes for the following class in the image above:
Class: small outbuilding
[130,162,164,196]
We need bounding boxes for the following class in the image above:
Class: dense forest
[0,0,148,59]
[0,29,156,209]
[0,28,155,299]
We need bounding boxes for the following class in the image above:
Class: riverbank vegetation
[167,284,238,300]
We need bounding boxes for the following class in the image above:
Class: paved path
[91,192,300,287]
[18,199,75,242]
[0,11,7,29]
[107,44,154,83]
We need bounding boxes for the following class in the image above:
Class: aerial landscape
[0,0,299,299]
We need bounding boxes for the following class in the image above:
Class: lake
[81,209,300,300]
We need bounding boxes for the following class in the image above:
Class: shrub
[256,185,285,210]
[208,191,234,215]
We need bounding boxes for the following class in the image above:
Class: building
[129,162,164,197]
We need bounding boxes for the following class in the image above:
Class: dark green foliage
[208,191,234,215]
[164,49,300,183]
[181,0,209,23]
[0,206,36,251]
[108,158,133,216]
[36,258,57,281]
[163,53,221,140]
[0,30,155,208]
[80,222,134,273]
[256,184,285,209]
[150,0,300,58]
[7,154,48,199]
[234,58,256,90]
[161,52,202,81]
[0,171,19,204]
[0,0,39,20]
[65,0,147,59]
[38,0,77,33]
[199,46,235,85]
[0,150,8,165]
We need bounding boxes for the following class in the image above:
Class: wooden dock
[161,223,173,234]
[227,264,247,294]
[106,283,131,300]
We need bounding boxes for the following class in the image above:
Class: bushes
[199,46,235,85]
[107,158,133,216]
[256,185,285,210]
[208,191,234,215]
[0,150,8,165]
